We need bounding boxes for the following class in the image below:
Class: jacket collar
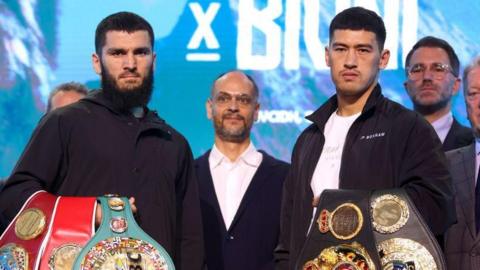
[306,83,383,131]
[82,90,171,135]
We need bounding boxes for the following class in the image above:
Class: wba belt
[73,195,175,270]
[297,189,446,270]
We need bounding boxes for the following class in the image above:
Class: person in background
[46,82,88,113]
[444,56,480,269]
[195,71,289,270]
[404,36,473,151]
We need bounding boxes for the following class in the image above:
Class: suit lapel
[197,152,228,233]
[228,152,270,232]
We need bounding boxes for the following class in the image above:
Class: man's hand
[95,197,137,226]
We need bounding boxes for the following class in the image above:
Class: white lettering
[257,110,312,124]
[237,0,282,69]
[383,0,399,69]
[304,0,327,70]
[284,0,301,69]
[402,0,418,66]
[234,0,418,71]
[187,2,221,50]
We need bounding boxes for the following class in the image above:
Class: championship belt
[39,196,97,270]
[73,195,175,270]
[297,189,380,270]
[298,189,446,270]
[0,191,57,270]
[371,190,446,270]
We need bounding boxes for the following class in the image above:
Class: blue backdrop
[1,0,480,178]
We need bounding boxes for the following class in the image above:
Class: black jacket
[0,90,204,270]
[443,118,473,152]
[274,84,456,269]
[196,150,289,270]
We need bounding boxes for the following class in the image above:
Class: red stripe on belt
[39,196,96,270]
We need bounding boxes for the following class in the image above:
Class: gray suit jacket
[445,143,480,269]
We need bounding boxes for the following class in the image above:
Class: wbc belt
[0,191,57,270]
[73,195,175,270]
[39,196,97,270]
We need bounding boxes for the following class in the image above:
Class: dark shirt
[0,90,204,270]
[274,85,455,269]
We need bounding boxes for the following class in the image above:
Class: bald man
[195,71,289,270]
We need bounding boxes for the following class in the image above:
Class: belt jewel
[377,238,437,270]
[14,208,46,241]
[73,196,175,270]
[303,242,376,270]
[371,194,409,234]
[317,203,363,240]
[0,244,28,270]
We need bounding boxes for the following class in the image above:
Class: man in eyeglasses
[195,71,289,270]
[404,36,473,151]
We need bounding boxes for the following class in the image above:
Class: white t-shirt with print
[310,110,361,197]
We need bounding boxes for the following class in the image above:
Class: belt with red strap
[39,196,96,270]
[0,191,96,270]
[0,190,57,270]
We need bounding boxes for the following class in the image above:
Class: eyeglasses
[211,93,256,106]
[407,63,455,80]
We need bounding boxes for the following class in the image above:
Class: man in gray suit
[445,56,480,269]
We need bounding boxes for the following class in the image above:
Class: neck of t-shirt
[334,110,361,120]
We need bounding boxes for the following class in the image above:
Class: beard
[213,112,252,143]
[101,64,154,113]
[411,83,451,116]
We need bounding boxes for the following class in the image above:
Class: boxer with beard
[100,61,153,113]
[0,12,204,270]
[194,71,289,270]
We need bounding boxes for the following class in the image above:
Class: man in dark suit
[195,71,289,270]
[404,36,473,151]
[445,56,480,269]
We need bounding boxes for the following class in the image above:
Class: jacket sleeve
[274,134,302,270]
[175,140,205,270]
[399,115,456,236]
[0,113,66,226]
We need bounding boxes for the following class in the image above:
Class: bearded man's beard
[213,112,252,143]
[101,64,154,113]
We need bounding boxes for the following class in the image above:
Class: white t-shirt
[310,110,361,197]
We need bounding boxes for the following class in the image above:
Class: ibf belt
[73,195,175,270]
[39,196,97,270]
[0,191,57,270]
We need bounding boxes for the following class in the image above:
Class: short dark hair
[211,70,259,99]
[47,82,88,112]
[329,7,386,51]
[95,11,154,55]
[405,36,460,77]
